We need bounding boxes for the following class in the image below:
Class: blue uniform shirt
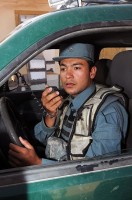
[34,83,128,165]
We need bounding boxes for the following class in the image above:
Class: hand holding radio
[48,86,68,99]
[41,86,68,119]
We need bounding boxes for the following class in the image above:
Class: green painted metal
[0,166,132,200]
[0,5,132,70]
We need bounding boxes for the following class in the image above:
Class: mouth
[65,83,75,88]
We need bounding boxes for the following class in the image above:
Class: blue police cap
[53,43,94,62]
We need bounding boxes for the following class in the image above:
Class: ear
[90,66,97,79]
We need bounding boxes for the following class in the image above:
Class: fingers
[9,143,24,153]
[8,143,28,167]
[41,87,62,113]
[19,137,33,149]
[9,137,33,165]
[9,138,31,158]
[42,87,60,102]
[9,137,33,153]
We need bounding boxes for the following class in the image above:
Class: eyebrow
[60,62,84,67]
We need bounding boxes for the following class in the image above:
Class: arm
[8,87,63,167]
[86,101,128,158]
[34,86,63,144]
[8,137,56,167]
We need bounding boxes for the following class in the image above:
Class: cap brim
[53,56,93,62]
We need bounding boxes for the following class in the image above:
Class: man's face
[60,58,97,96]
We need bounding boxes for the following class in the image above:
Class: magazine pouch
[45,137,68,161]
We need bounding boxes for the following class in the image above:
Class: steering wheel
[0,97,26,168]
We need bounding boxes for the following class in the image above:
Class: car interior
[0,46,132,170]
[0,23,132,170]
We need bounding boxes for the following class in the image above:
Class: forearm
[34,118,56,144]
[44,111,57,127]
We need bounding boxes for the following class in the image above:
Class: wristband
[46,111,57,118]
[43,109,57,118]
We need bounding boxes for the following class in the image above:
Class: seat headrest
[95,59,112,85]
[108,50,132,98]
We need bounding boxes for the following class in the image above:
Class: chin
[66,90,79,97]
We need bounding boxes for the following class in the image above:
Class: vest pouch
[45,137,68,161]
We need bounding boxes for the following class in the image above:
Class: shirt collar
[70,83,96,110]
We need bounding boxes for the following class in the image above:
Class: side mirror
[8,74,19,91]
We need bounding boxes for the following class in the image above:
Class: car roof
[0,4,132,84]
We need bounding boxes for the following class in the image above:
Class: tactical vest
[45,84,126,161]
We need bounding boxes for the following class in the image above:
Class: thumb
[19,137,33,150]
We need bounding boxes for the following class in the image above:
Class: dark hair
[88,60,95,70]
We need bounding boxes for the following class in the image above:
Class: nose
[66,67,73,78]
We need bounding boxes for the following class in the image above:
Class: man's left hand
[8,137,42,167]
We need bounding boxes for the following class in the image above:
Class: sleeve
[34,118,56,146]
[86,101,128,158]
[42,158,57,165]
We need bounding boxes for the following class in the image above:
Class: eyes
[60,65,82,72]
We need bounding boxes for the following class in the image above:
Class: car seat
[107,50,132,149]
